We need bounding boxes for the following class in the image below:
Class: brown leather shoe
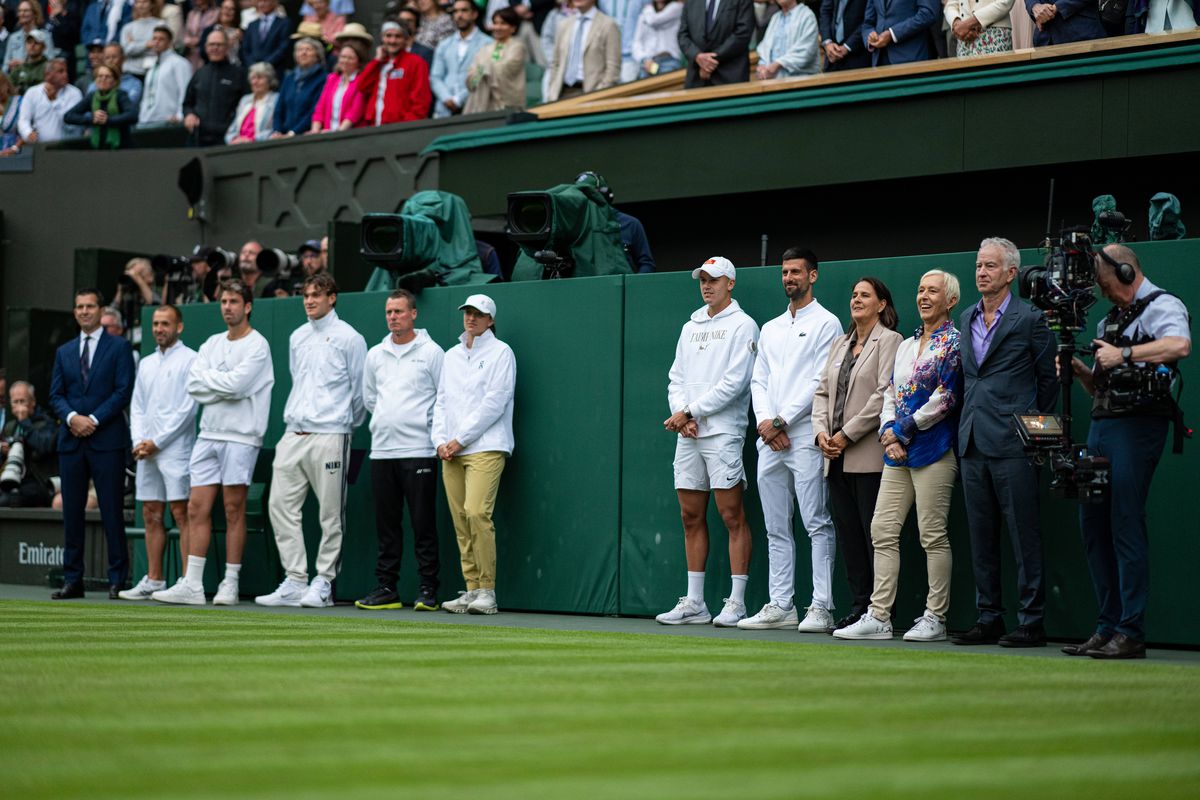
[1062,632,1111,656]
[1087,633,1146,659]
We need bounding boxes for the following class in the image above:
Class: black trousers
[371,458,439,593]
[828,456,882,616]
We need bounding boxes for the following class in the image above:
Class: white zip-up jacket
[752,299,843,436]
[130,340,198,460]
[667,298,760,438]
[187,329,275,447]
[432,329,516,457]
[363,329,444,459]
[282,309,368,434]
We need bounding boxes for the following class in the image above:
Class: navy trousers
[60,446,128,586]
[1079,416,1168,642]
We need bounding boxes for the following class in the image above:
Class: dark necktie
[80,335,92,387]
[705,0,717,33]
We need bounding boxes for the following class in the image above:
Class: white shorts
[189,438,260,487]
[135,454,191,502]
[673,433,745,491]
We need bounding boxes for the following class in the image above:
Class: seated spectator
[242,0,291,74]
[311,43,366,131]
[200,1,244,65]
[819,0,871,70]
[0,73,21,152]
[945,0,1013,56]
[93,43,145,105]
[431,0,492,119]
[183,26,248,145]
[1025,0,1106,43]
[138,25,193,125]
[81,0,132,47]
[861,0,940,65]
[16,57,82,146]
[0,380,60,509]
[755,0,819,79]
[632,0,682,78]
[272,37,326,135]
[304,0,346,45]
[63,62,138,147]
[74,38,105,92]
[415,0,456,49]
[183,0,220,69]
[226,59,278,141]
[10,27,47,94]
[357,21,431,126]
[120,0,166,77]
[396,6,437,66]
[464,7,526,113]
[6,1,57,75]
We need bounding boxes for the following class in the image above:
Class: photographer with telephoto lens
[1,381,61,508]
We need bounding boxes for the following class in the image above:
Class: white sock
[224,563,241,582]
[686,571,705,602]
[730,575,748,605]
[185,556,206,588]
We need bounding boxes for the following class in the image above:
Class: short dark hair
[154,303,183,323]
[492,6,520,27]
[781,247,818,270]
[388,288,417,309]
[303,273,338,302]
[75,288,105,305]
[219,278,254,305]
[397,7,420,28]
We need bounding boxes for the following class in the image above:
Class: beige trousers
[441,451,506,590]
[267,432,350,583]
[868,449,956,622]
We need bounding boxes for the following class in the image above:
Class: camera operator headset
[1067,243,1191,659]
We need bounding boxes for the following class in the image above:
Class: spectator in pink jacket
[310,42,367,132]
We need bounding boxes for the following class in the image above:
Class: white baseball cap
[458,294,496,317]
[692,256,735,281]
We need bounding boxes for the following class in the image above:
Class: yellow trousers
[441,451,506,590]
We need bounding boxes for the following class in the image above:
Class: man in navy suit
[819,0,871,71]
[242,0,292,74]
[48,289,136,600]
[1026,0,1106,45]
[953,238,1058,647]
[860,0,939,65]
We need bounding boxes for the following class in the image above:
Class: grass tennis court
[2,601,1199,800]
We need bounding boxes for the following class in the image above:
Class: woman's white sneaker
[832,610,893,639]
[902,611,947,642]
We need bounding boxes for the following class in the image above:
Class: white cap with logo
[691,256,735,281]
[458,294,497,317]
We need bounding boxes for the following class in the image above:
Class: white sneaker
[467,588,498,615]
[655,596,711,625]
[255,579,307,607]
[832,609,893,639]
[118,574,165,600]
[212,578,239,606]
[300,577,333,608]
[712,598,746,628]
[151,578,205,606]
[797,605,836,633]
[736,603,799,630]
[903,611,947,642]
[443,589,480,614]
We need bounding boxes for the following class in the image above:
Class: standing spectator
[632,0,681,78]
[944,0,1014,56]
[310,43,364,130]
[73,38,104,91]
[0,72,20,151]
[182,0,219,69]
[94,43,144,105]
[544,0,620,101]
[1128,0,1199,33]
[225,60,277,141]
[138,24,192,125]
[331,20,373,56]
[356,21,431,126]
[120,0,166,77]
[44,0,81,76]
[434,294,516,616]
[415,0,455,49]
[1024,0,1105,43]
[819,0,870,70]
[303,0,344,44]
[200,1,243,65]
[10,26,46,93]
[48,288,135,600]
[270,36,325,135]
[241,0,291,74]
[0,380,59,508]
[63,62,138,147]
[5,0,56,73]
[861,0,939,64]
[755,0,819,79]
[677,0,753,88]
[430,0,491,118]
[17,57,82,145]
[183,26,248,145]
[355,289,446,612]
[599,0,647,82]
[464,7,526,112]
[80,0,131,46]
[396,7,436,66]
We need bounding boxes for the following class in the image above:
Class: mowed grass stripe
[2,601,1198,800]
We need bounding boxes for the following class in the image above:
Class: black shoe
[413,588,440,611]
[833,611,864,631]
[1062,632,1111,656]
[951,618,1007,645]
[51,582,85,600]
[1087,633,1146,659]
[354,585,402,610]
[999,624,1046,648]
[108,585,121,600]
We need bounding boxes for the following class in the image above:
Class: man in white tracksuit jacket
[656,256,760,628]
[740,247,843,632]
[258,274,368,609]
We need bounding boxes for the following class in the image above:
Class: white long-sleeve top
[667,299,760,439]
[755,2,820,77]
[282,309,368,434]
[432,329,516,457]
[130,340,198,458]
[363,330,444,459]
[17,82,82,142]
[139,49,194,123]
[752,299,843,436]
[187,329,275,447]
[631,1,682,62]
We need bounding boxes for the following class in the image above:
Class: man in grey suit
[953,237,1057,648]
[678,0,754,88]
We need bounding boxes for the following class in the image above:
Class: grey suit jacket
[678,0,755,87]
[958,295,1058,459]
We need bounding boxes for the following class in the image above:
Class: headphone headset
[1097,248,1136,285]
[574,171,614,205]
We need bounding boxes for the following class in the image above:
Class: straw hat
[291,20,325,39]
[334,22,374,45]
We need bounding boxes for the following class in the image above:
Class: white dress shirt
[17,82,83,142]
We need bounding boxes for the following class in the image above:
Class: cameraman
[1069,243,1191,659]
[1,381,59,508]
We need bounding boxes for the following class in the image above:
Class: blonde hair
[921,269,960,309]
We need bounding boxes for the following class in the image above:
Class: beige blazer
[812,321,904,475]
[544,11,622,101]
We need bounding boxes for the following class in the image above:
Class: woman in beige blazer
[464,7,529,114]
[812,277,903,630]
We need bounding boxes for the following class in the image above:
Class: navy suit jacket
[1025,0,1106,45]
[241,15,292,72]
[49,331,135,454]
[957,297,1058,459]
[80,0,131,46]
[819,0,868,47]
[861,0,938,65]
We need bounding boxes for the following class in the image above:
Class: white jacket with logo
[131,340,198,460]
[667,298,760,438]
[432,329,516,457]
[363,329,444,459]
[282,309,368,435]
[752,299,843,436]
[187,329,275,447]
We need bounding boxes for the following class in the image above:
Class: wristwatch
[1121,346,1134,365]
[683,406,693,420]
[772,416,785,430]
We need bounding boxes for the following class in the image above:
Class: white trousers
[267,432,351,583]
[756,436,837,610]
